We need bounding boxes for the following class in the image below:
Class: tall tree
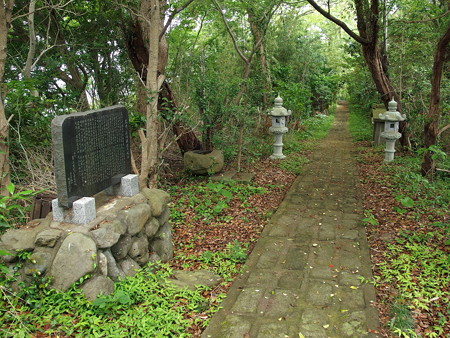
[135,0,163,188]
[124,0,201,162]
[305,0,397,107]
[244,0,281,108]
[421,25,450,176]
[211,0,280,169]
[304,0,412,146]
[211,0,280,106]
[124,0,198,187]
[0,0,14,195]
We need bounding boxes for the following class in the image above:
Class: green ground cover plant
[168,180,266,225]
[383,156,450,218]
[175,241,249,282]
[354,109,450,336]
[1,262,218,337]
[0,183,36,234]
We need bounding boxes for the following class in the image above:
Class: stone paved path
[202,104,380,337]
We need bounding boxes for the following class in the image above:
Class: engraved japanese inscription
[52,105,131,208]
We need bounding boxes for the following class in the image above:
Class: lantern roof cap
[378,98,406,122]
[269,95,291,117]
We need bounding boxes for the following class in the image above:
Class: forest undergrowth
[350,108,450,337]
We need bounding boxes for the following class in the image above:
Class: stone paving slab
[202,104,380,338]
[211,170,255,183]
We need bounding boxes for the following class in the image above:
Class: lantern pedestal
[269,130,287,159]
[381,131,401,162]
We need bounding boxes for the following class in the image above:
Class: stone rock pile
[0,188,173,300]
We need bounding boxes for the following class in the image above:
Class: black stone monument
[52,105,131,208]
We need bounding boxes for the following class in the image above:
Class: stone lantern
[268,95,291,159]
[378,98,406,162]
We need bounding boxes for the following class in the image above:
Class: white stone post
[52,197,96,224]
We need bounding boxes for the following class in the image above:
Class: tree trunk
[247,8,272,108]
[124,17,201,154]
[22,0,40,99]
[234,60,252,106]
[421,25,450,176]
[160,81,201,153]
[49,11,90,112]
[138,0,161,188]
[361,43,397,107]
[0,0,14,196]
[23,0,36,79]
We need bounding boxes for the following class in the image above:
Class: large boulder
[48,233,97,291]
[24,248,54,276]
[34,229,63,248]
[119,257,140,277]
[128,236,149,266]
[81,275,114,301]
[118,203,151,236]
[111,235,133,261]
[102,249,125,281]
[142,189,170,217]
[150,223,173,262]
[183,150,224,175]
[0,221,48,253]
[145,217,160,238]
[91,226,121,249]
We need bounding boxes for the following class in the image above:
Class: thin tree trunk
[0,0,14,196]
[22,0,39,98]
[234,60,252,106]
[138,0,161,188]
[23,0,36,79]
[237,124,244,172]
[421,25,450,176]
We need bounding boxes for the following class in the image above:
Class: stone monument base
[372,118,385,146]
[52,174,139,225]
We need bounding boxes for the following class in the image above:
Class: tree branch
[23,0,36,79]
[211,0,249,63]
[12,0,78,22]
[305,0,369,45]
[438,124,450,138]
[398,10,450,24]
[160,0,195,39]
